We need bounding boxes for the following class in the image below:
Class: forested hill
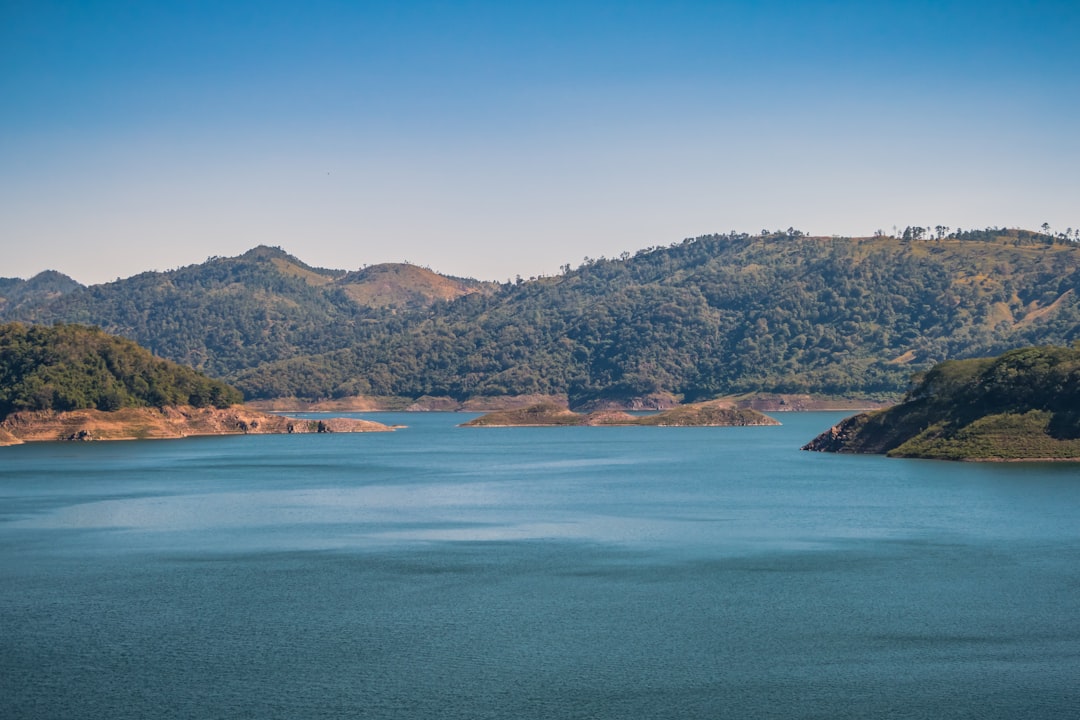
[3,246,494,379]
[6,229,1080,407]
[802,346,1080,460]
[0,323,242,419]
[234,229,1080,405]
[0,271,82,316]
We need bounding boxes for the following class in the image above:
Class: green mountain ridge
[801,345,1080,460]
[5,228,1080,407]
[3,247,495,380]
[0,271,83,316]
[233,229,1080,405]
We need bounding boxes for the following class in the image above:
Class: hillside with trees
[234,228,1080,406]
[3,247,493,379]
[802,345,1080,460]
[0,271,82,316]
[0,322,242,419]
[5,228,1080,408]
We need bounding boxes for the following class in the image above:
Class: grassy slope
[803,346,1080,460]
[893,410,1080,460]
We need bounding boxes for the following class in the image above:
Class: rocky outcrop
[800,413,876,453]
[0,406,393,446]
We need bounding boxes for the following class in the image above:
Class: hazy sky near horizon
[2,0,1078,285]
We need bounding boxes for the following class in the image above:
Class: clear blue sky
[2,0,1078,284]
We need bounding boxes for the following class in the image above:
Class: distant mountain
[0,322,242,419]
[0,271,82,316]
[802,346,1080,461]
[7,229,1080,407]
[233,229,1080,406]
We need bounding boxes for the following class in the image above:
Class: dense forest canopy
[0,271,82,316]
[4,228,1080,407]
[233,229,1080,405]
[0,323,242,419]
[1,246,493,379]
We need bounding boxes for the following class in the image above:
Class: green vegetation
[3,247,492,381]
[0,271,81,316]
[0,323,242,419]
[233,229,1080,405]
[462,402,584,426]
[5,228,1080,407]
[802,346,1080,460]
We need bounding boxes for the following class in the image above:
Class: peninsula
[0,322,391,446]
[0,405,390,446]
[802,346,1080,461]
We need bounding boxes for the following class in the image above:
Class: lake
[1,412,1078,719]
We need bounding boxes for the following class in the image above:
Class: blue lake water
[2,412,1079,719]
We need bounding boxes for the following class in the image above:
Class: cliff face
[799,413,891,454]
[0,406,392,446]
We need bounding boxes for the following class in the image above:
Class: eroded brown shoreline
[0,406,394,446]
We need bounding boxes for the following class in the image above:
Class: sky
[2,0,1078,285]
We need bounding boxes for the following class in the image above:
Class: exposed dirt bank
[0,406,393,446]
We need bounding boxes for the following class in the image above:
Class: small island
[0,323,391,446]
[460,400,780,427]
[802,346,1080,461]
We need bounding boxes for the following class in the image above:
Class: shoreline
[247,393,890,414]
[0,406,394,447]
